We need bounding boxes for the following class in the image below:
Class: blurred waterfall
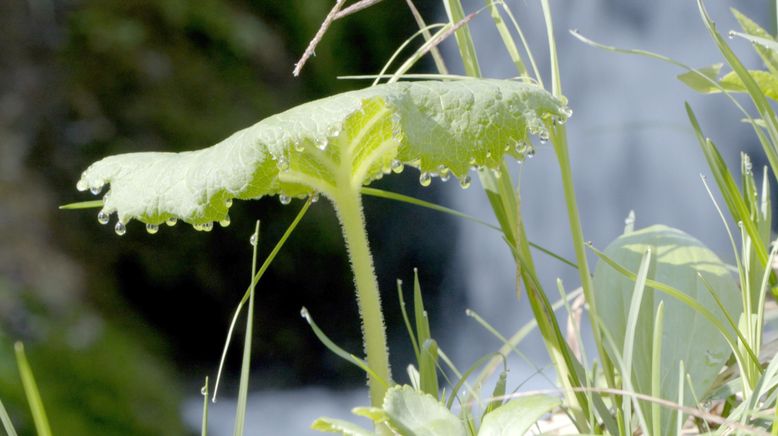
[446,0,762,385]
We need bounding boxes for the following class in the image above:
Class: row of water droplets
[77,175,238,236]
[405,109,570,190]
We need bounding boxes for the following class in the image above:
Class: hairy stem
[331,187,392,408]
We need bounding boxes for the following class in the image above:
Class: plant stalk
[331,187,392,408]
[550,125,615,388]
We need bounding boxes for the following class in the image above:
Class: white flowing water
[184,1,763,433]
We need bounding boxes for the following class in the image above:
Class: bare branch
[333,0,384,20]
[293,0,348,77]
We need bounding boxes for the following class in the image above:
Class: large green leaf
[592,225,740,434]
[74,79,569,232]
[380,385,465,436]
[478,394,560,436]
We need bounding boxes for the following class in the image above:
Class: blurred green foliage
[2,0,455,433]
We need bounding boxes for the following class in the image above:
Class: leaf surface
[381,385,465,436]
[478,394,559,436]
[592,225,739,434]
[75,79,569,228]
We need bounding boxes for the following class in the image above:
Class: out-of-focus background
[0,0,772,434]
[0,1,458,434]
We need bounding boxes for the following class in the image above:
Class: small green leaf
[382,385,466,436]
[74,80,569,228]
[311,417,374,435]
[720,70,778,101]
[677,63,723,93]
[478,394,560,436]
[731,8,778,76]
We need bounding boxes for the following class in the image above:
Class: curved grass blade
[300,307,387,389]
[213,200,311,401]
[14,343,51,436]
[361,187,577,268]
[233,221,260,436]
[201,377,209,436]
[0,398,18,436]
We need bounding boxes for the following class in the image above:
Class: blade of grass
[494,2,542,84]
[485,1,528,77]
[14,342,51,436]
[233,221,260,436]
[339,73,472,80]
[412,269,439,397]
[361,187,577,268]
[687,103,770,268]
[300,307,387,388]
[651,302,665,435]
[396,280,420,361]
[0,398,18,436]
[213,200,311,402]
[443,0,481,77]
[404,0,449,74]
[465,309,556,387]
[621,249,652,432]
[58,200,103,210]
[371,23,448,86]
[676,361,685,435]
[466,287,583,403]
[201,377,209,436]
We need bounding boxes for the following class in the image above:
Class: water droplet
[279,194,292,205]
[556,115,567,125]
[225,198,233,208]
[459,175,471,189]
[90,184,103,195]
[439,166,450,182]
[76,179,88,192]
[193,223,203,231]
[419,172,432,187]
[114,222,126,236]
[200,386,207,396]
[310,192,320,203]
[293,140,304,152]
[391,159,404,174]
[219,215,231,227]
[527,147,536,159]
[538,130,549,144]
[277,156,289,171]
[91,209,107,225]
[316,137,328,151]
[300,307,309,319]
[202,222,213,232]
[492,168,502,179]
[146,223,159,234]
[249,233,258,246]
[166,217,178,227]
[728,30,735,39]
[468,157,477,166]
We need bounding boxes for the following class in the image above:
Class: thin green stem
[550,125,615,388]
[331,187,392,408]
